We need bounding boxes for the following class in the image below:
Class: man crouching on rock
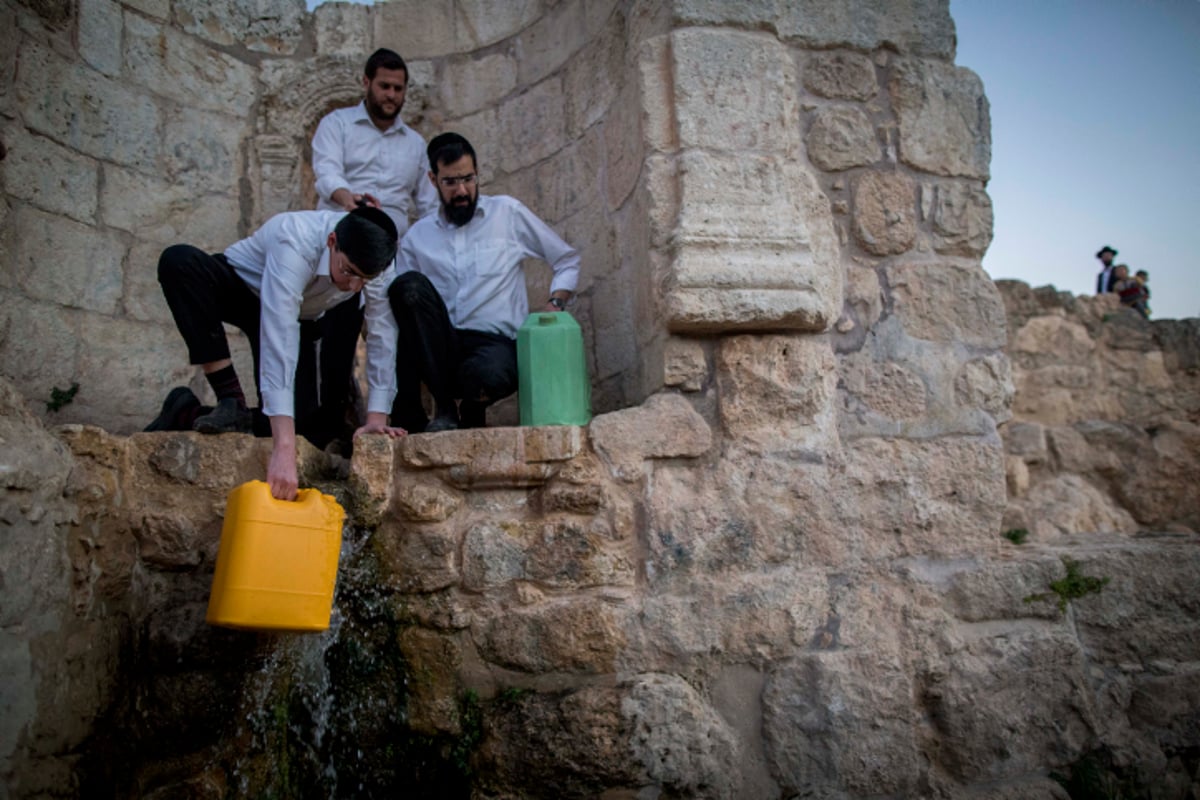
[146,206,408,500]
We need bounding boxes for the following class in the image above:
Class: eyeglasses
[438,173,477,188]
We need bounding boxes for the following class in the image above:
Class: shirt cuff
[260,389,294,420]
[367,387,397,417]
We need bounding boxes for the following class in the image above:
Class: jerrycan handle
[539,313,559,325]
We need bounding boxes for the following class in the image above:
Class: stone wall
[997,281,1200,539]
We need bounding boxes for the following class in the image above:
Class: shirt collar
[352,101,408,136]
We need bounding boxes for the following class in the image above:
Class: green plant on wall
[46,382,79,412]
[1002,527,1029,544]
[1024,557,1111,612]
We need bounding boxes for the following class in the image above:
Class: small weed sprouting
[46,382,80,412]
[1024,557,1111,612]
[495,686,532,706]
[450,689,483,777]
[1002,528,1029,545]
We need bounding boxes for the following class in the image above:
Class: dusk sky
[951,0,1200,320]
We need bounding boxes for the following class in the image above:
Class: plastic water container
[517,311,592,426]
[206,480,345,632]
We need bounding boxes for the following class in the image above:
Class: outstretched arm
[267,415,299,501]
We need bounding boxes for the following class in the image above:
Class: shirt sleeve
[312,112,350,204]
[256,238,314,419]
[512,199,580,295]
[361,263,400,415]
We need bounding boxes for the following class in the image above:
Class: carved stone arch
[251,56,365,227]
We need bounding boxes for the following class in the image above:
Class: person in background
[387,132,580,433]
[146,207,407,500]
[1117,268,1151,318]
[310,48,439,446]
[1095,245,1119,294]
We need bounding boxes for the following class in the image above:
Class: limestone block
[14,206,123,315]
[622,673,741,799]
[103,167,239,251]
[602,81,643,210]
[397,628,462,736]
[442,52,518,118]
[806,105,880,172]
[1006,454,1030,497]
[638,35,673,153]
[478,687,639,792]
[841,356,927,420]
[665,154,842,333]
[663,337,706,391]
[134,513,205,570]
[890,58,991,179]
[372,523,459,593]
[394,480,463,523]
[397,426,583,469]
[78,0,122,77]
[1,125,98,223]
[925,626,1098,782]
[16,41,161,169]
[163,107,246,195]
[456,0,542,51]
[844,264,883,331]
[589,270,637,382]
[513,0,591,86]
[173,0,304,54]
[563,11,623,137]
[589,392,711,481]
[840,435,1005,558]
[928,180,994,256]
[512,129,604,225]
[347,433,394,527]
[955,353,1014,422]
[670,28,798,152]
[0,199,11,292]
[477,597,626,673]
[716,334,838,454]
[852,170,916,255]
[495,78,567,174]
[802,51,878,100]
[0,294,81,413]
[886,262,1007,347]
[764,652,922,796]
[1002,421,1048,461]
[462,518,634,591]
[313,1,371,58]
[373,0,456,59]
[674,0,955,58]
[1018,474,1139,540]
[124,14,257,117]
[70,315,194,434]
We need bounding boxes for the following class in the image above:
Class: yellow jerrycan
[206,480,345,632]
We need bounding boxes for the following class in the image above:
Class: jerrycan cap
[538,313,559,325]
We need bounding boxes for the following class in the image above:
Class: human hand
[267,442,298,501]
[353,421,408,439]
[357,192,382,209]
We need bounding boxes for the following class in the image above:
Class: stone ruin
[1,0,1198,798]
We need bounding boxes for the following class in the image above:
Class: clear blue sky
[951,0,1200,320]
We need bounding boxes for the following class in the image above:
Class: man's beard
[366,96,399,123]
[445,195,477,227]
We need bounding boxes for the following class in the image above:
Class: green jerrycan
[517,311,592,426]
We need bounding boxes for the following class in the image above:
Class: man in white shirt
[389,132,580,432]
[147,207,407,499]
[311,48,439,445]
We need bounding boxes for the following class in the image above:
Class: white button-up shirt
[223,210,398,419]
[312,102,438,236]
[398,195,580,339]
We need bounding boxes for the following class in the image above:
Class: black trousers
[387,271,517,431]
[157,244,360,446]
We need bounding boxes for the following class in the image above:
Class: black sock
[206,365,246,407]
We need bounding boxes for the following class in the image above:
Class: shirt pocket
[472,243,509,278]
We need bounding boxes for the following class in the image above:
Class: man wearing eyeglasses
[146,207,408,499]
[310,48,439,448]
[388,132,580,433]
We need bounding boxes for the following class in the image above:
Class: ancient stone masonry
[2,0,1199,798]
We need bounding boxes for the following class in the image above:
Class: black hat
[1096,245,1117,258]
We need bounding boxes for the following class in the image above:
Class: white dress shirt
[223,210,398,419]
[398,195,580,339]
[312,102,438,236]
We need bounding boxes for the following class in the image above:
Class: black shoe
[144,387,201,432]
[459,400,487,429]
[424,412,459,433]
[192,397,253,434]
